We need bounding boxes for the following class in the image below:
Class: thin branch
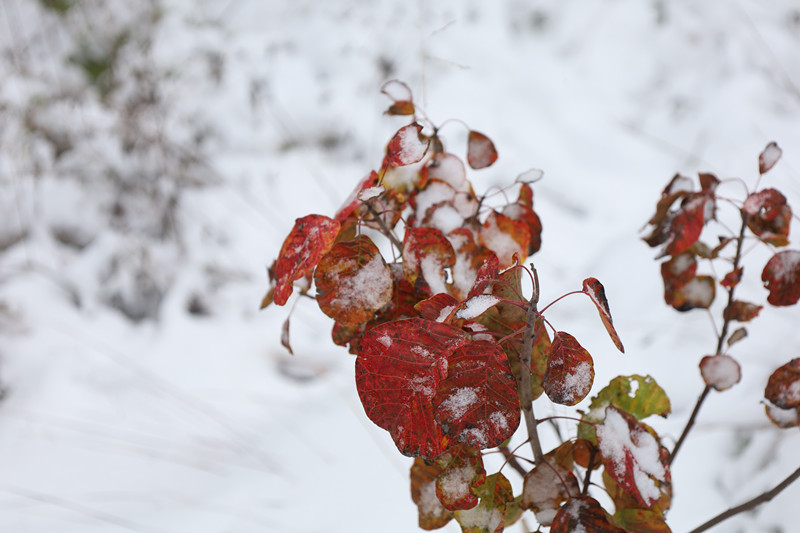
[498,444,529,478]
[365,203,403,252]
[519,265,544,464]
[669,384,710,465]
[688,465,800,533]
[581,446,598,496]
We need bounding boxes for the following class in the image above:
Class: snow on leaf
[762,250,800,306]
[765,358,800,409]
[454,473,513,533]
[416,293,460,322]
[521,461,580,527]
[411,458,454,530]
[356,319,469,458]
[596,406,670,508]
[334,171,380,222]
[543,332,595,406]
[759,141,782,174]
[466,130,498,169]
[403,227,456,296]
[699,354,741,391]
[764,401,800,429]
[455,295,501,320]
[387,122,429,166]
[314,235,393,326]
[669,275,715,312]
[502,201,542,256]
[432,340,520,450]
[582,278,624,353]
[722,300,762,323]
[448,229,493,301]
[479,211,530,268]
[466,254,500,299]
[435,447,486,511]
[425,152,470,192]
[744,188,792,246]
[550,496,625,533]
[272,214,340,305]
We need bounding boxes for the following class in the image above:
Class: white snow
[700,354,741,391]
[329,253,393,315]
[759,142,783,173]
[358,185,385,201]
[439,387,480,420]
[561,362,594,404]
[437,465,475,503]
[455,295,500,319]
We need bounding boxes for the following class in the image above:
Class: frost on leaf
[661,253,715,311]
[387,122,429,166]
[272,214,340,305]
[454,472,513,533]
[314,235,393,326]
[762,250,800,306]
[356,319,469,458]
[765,358,800,410]
[466,130,498,169]
[582,278,624,352]
[700,354,741,391]
[479,211,530,268]
[435,447,486,511]
[521,460,580,527]
[543,332,595,406]
[596,406,670,509]
[550,496,625,533]
[722,300,762,323]
[743,188,792,246]
[411,458,454,530]
[759,141,782,174]
[432,340,520,450]
[403,227,456,296]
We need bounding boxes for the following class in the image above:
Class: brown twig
[519,265,545,465]
[498,445,529,479]
[688,465,800,533]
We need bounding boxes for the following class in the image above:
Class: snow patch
[456,295,500,319]
[439,387,480,420]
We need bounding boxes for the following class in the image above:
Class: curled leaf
[582,278,624,353]
[467,130,498,169]
[762,250,800,306]
[550,496,625,533]
[722,300,762,323]
[743,188,792,246]
[403,227,456,296]
[272,215,340,305]
[765,358,800,409]
[543,332,595,406]
[759,141,782,174]
[387,123,430,166]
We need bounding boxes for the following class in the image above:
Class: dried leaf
[521,460,580,526]
[466,130,498,169]
[720,267,743,289]
[744,188,792,246]
[543,332,595,406]
[550,496,625,533]
[433,340,521,450]
[454,473,513,533]
[356,319,469,458]
[759,141,782,174]
[765,358,800,409]
[435,447,486,511]
[387,123,430,166]
[411,458,454,530]
[727,327,747,347]
[582,277,624,353]
[272,215,340,305]
[699,354,741,391]
[314,235,393,326]
[722,300,762,322]
[762,250,800,306]
[280,316,293,355]
[613,509,672,533]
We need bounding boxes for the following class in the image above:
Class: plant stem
[498,444,529,478]
[688,465,800,533]
[519,266,545,465]
[366,203,403,252]
[671,209,749,465]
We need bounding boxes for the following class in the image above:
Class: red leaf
[466,253,500,299]
[762,250,800,306]
[759,141,782,174]
[433,340,521,449]
[550,496,625,533]
[502,201,543,256]
[435,447,486,511]
[582,278,624,353]
[387,123,429,166]
[596,406,670,508]
[720,267,743,289]
[314,235,393,326]
[416,293,460,322]
[642,175,693,249]
[698,172,720,192]
[467,130,498,169]
[280,316,293,355]
[665,194,708,256]
[765,358,800,409]
[273,215,340,305]
[448,229,494,301]
[743,188,792,246]
[403,227,456,296]
[334,171,380,222]
[722,300,762,322]
[699,354,741,391]
[356,319,469,458]
[479,211,530,268]
[543,332,595,406]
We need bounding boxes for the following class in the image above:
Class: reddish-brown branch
[688,465,800,533]
[519,265,545,465]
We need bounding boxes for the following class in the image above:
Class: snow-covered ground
[1,1,799,531]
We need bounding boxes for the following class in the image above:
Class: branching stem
[688,465,800,533]
[519,265,545,465]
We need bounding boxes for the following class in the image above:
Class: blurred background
[1,0,799,531]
